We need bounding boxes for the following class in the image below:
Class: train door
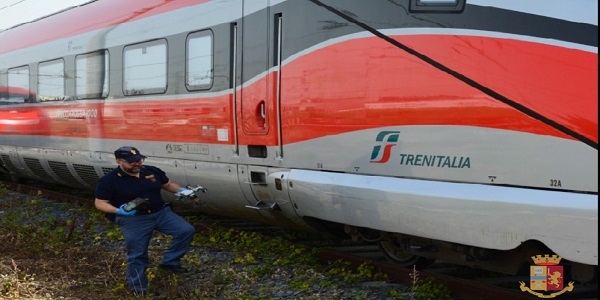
[238,0,282,155]
[236,0,286,212]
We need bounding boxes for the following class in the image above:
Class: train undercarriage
[337,223,598,284]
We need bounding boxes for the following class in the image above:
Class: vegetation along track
[1,178,597,300]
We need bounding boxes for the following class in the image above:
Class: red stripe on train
[279,35,597,144]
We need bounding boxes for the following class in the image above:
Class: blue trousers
[116,206,195,292]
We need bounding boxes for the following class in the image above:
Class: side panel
[274,0,597,193]
[288,169,598,265]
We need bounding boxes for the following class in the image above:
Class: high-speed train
[0,0,597,282]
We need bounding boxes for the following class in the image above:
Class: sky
[0,0,91,31]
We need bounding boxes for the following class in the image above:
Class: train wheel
[379,239,436,268]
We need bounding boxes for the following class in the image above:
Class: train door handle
[260,101,266,119]
[255,101,266,128]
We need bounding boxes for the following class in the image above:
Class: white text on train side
[55,109,98,119]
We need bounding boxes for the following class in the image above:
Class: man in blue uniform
[94,146,196,295]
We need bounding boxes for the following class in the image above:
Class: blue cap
[114,146,147,163]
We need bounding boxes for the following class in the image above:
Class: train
[0,0,597,283]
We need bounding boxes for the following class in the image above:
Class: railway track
[1,179,597,300]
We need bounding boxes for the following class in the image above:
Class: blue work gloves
[178,187,196,198]
[116,203,137,216]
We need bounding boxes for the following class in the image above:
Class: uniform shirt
[95,165,169,213]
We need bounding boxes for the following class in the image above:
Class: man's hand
[116,204,137,216]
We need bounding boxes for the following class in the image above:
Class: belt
[136,205,166,215]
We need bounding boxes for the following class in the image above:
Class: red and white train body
[0,0,597,281]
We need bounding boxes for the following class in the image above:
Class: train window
[123,39,168,96]
[409,0,465,12]
[38,59,67,101]
[76,50,109,99]
[186,30,213,90]
[5,66,31,104]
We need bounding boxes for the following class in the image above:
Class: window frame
[38,58,66,102]
[185,29,214,91]
[123,39,168,96]
[6,65,31,104]
[75,50,110,99]
[409,0,465,13]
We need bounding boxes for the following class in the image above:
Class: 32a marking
[550,179,562,187]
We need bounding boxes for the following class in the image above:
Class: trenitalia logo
[369,131,400,163]
[369,130,472,168]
